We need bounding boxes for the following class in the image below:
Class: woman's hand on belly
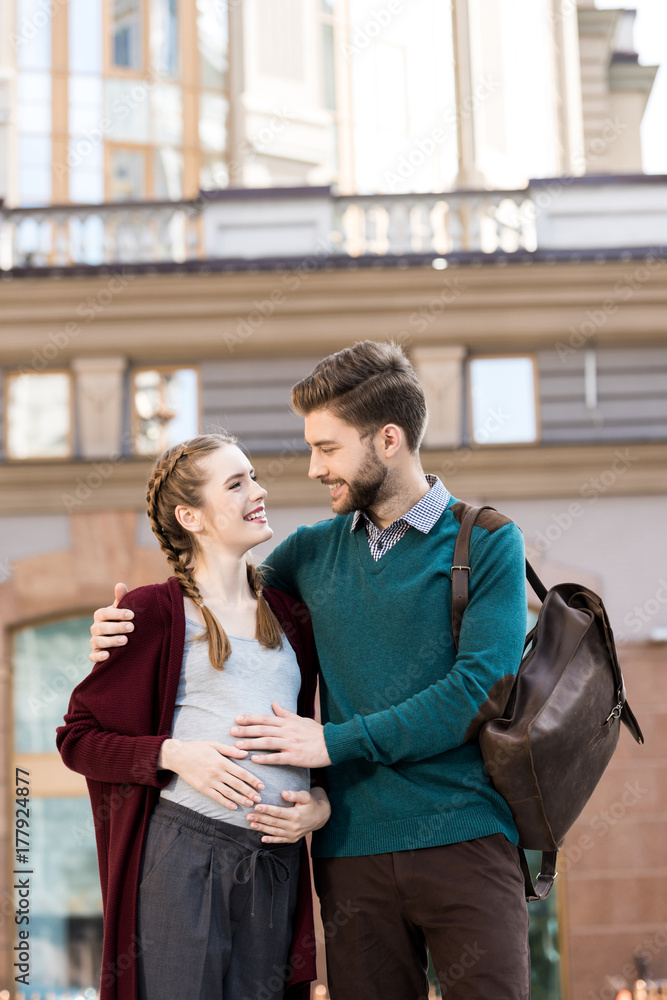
[158,739,265,810]
[246,787,331,844]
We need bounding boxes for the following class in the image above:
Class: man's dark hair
[291,341,427,452]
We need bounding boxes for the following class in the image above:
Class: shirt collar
[350,474,451,535]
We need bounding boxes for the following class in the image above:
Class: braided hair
[146,433,283,670]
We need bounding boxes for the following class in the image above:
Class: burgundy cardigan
[56,576,321,1000]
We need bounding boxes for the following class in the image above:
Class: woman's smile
[243,504,268,523]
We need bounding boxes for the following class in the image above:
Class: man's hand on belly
[231,702,332,768]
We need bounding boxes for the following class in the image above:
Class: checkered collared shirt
[350,474,451,561]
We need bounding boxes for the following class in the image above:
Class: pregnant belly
[243,753,310,808]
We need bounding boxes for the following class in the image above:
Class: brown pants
[312,833,530,1000]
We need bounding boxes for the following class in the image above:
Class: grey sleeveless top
[160,617,310,828]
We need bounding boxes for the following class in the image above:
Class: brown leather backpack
[451,504,644,901]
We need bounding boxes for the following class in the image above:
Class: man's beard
[330,442,391,516]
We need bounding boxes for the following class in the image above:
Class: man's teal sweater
[262,493,527,858]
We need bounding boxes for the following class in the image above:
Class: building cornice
[1,442,665,515]
[577,7,619,46]
[1,254,666,363]
[2,244,666,282]
[609,58,659,104]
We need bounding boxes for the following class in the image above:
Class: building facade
[0,2,665,998]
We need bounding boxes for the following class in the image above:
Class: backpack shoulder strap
[450,504,500,651]
[451,504,549,651]
[520,848,558,902]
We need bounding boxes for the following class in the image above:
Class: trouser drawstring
[232,848,291,927]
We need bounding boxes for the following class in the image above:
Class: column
[72,357,126,459]
[412,345,467,449]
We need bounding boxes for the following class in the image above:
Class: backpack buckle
[450,565,471,579]
[605,702,623,724]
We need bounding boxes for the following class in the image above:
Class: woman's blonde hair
[146,432,282,670]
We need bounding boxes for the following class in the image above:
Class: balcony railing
[0,199,202,270]
[330,190,535,256]
[1,175,665,270]
[0,188,536,270]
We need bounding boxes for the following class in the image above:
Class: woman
[56,432,330,1000]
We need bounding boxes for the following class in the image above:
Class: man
[89,340,530,1000]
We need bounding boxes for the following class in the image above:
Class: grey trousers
[136,799,302,1000]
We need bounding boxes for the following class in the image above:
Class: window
[28,798,104,992]
[19,0,233,212]
[154,146,184,199]
[321,18,336,111]
[69,74,105,203]
[112,0,143,69]
[132,367,199,455]
[16,0,52,205]
[468,356,538,445]
[197,0,229,90]
[151,0,179,77]
[17,0,52,70]
[200,156,229,191]
[12,616,103,993]
[18,135,53,206]
[69,74,104,136]
[104,78,151,142]
[199,92,228,153]
[6,372,72,459]
[109,146,147,200]
[22,0,232,210]
[14,617,93,752]
[69,0,103,74]
[151,84,183,145]
[17,72,52,134]
[197,0,230,190]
